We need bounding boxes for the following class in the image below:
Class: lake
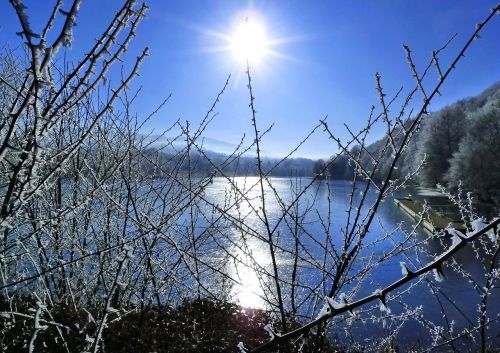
[196,176,499,350]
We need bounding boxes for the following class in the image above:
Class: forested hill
[139,147,317,178]
[325,82,500,206]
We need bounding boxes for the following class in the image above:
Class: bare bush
[0,1,499,353]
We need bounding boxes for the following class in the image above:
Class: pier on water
[394,197,467,233]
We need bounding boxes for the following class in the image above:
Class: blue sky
[1,1,499,159]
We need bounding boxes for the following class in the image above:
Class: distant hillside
[325,82,500,206]
[139,147,317,178]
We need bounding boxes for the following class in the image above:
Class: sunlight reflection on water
[230,242,268,308]
[200,177,500,345]
[206,177,280,308]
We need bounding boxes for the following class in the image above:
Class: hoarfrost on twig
[237,341,247,352]
[400,261,410,276]
[433,266,445,282]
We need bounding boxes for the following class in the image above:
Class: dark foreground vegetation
[0,298,339,353]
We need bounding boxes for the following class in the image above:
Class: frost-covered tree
[312,159,326,176]
[233,6,500,353]
[418,105,467,186]
[446,100,500,205]
[0,1,232,351]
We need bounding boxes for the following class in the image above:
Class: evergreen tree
[446,101,500,205]
[313,159,326,176]
[418,105,467,186]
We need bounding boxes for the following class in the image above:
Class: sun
[195,10,296,74]
[229,18,269,65]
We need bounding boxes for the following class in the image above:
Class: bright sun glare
[229,18,269,65]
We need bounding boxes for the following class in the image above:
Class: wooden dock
[394,198,466,233]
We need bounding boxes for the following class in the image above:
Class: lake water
[197,177,499,349]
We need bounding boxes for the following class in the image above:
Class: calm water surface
[198,177,499,348]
